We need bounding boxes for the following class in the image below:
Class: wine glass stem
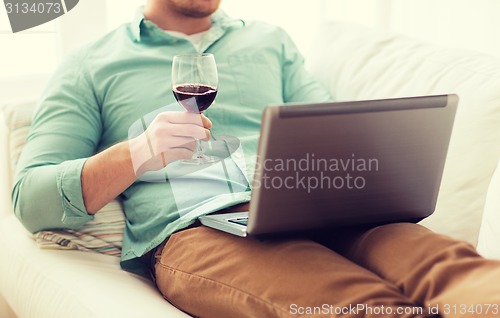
[193,139,204,159]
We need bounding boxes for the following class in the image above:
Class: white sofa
[1,21,500,317]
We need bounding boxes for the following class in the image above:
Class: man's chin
[171,0,221,18]
[182,10,216,18]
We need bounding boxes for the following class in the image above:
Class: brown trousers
[153,223,500,318]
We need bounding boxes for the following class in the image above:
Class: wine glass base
[181,155,220,165]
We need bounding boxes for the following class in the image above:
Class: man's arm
[13,51,211,231]
[13,52,102,233]
[80,142,135,214]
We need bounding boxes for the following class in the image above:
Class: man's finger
[151,136,196,155]
[168,137,196,151]
[166,124,211,140]
[200,114,213,129]
[158,111,207,126]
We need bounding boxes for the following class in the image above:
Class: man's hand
[81,111,212,214]
[129,111,212,175]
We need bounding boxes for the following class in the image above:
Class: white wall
[390,0,500,56]
[325,0,500,58]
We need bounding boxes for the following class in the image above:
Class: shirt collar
[130,7,245,43]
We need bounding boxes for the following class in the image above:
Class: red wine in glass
[171,53,219,164]
[173,84,217,113]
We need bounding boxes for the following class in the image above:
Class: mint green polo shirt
[13,9,331,276]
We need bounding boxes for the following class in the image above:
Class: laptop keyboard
[228,217,248,226]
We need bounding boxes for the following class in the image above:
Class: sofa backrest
[307,21,500,245]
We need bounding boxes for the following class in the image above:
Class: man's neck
[144,3,212,35]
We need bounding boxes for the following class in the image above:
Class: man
[13,0,500,317]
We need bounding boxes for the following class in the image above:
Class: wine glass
[172,53,219,164]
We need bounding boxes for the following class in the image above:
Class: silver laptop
[199,94,458,237]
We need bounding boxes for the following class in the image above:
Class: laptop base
[199,212,249,237]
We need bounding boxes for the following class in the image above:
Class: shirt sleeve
[279,28,333,103]
[12,50,102,233]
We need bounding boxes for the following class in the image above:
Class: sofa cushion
[477,158,500,258]
[2,100,126,255]
[307,22,500,245]
[2,99,34,186]
[32,199,125,256]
